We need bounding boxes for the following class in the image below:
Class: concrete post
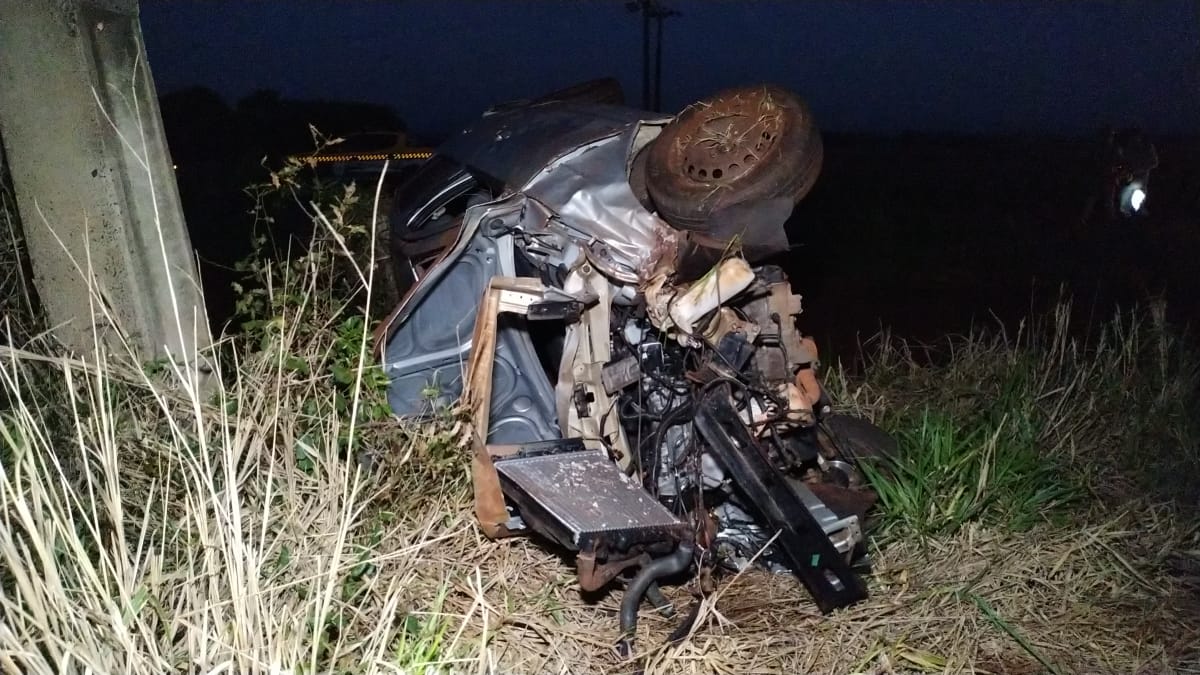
[0,0,211,370]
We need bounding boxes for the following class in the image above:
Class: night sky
[140,0,1200,141]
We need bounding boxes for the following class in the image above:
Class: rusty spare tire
[645,84,823,231]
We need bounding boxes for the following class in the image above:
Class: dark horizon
[156,84,1200,152]
[140,1,1200,142]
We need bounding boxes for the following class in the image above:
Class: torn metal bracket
[464,275,587,539]
[527,300,587,321]
[577,551,647,593]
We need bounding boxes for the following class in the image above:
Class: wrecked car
[374,81,893,653]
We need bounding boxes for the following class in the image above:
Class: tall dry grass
[0,165,489,674]
[4,201,1198,673]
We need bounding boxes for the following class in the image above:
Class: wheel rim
[677,107,785,186]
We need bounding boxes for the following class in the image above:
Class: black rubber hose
[645,581,676,618]
[617,541,696,657]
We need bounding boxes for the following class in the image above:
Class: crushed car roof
[438,101,671,190]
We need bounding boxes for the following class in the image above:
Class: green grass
[966,590,1063,675]
[390,584,453,672]
[864,408,1082,537]
[827,296,1200,534]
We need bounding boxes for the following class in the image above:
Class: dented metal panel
[439,101,668,191]
[521,124,674,283]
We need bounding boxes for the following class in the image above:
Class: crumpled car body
[379,102,673,439]
[376,86,882,652]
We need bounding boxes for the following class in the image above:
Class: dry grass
[0,142,40,339]
[3,120,1199,673]
[4,253,1197,675]
[5,362,1194,674]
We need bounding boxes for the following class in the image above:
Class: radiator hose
[617,540,695,657]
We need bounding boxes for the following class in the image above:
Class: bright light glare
[1130,188,1146,212]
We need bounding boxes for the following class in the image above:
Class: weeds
[0,96,477,671]
[864,409,1081,537]
[829,296,1200,536]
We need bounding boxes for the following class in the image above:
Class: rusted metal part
[769,281,809,367]
[471,450,513,540]
[794,338,823,408]
[808,481,878,527]
[674,91,788,188]
[795,366,823,409]
[797,336,819,368]
[577,551,646,592]
[732,270,812,385]
[463,276,563,539]
[645,84,823,230]
[467,279,511,539]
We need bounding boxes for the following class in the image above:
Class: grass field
[2,155,1198,674]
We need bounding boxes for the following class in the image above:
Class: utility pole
[0,0,211,373]
[627,0,680,112]
[641,3,650,110]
